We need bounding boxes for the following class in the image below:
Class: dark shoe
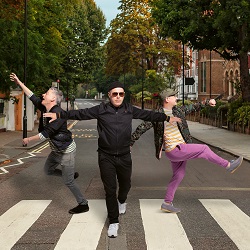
[161,202,181,213]
[69,204,89,214]
[53,169,62,176]
[74,172,79,179]
[227,156,243,173]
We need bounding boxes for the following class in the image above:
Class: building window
[201,62,206,92]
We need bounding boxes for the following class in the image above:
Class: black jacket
[59,102,168,155]
[30,94,73,150]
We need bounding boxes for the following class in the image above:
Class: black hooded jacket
[59,102,169,156]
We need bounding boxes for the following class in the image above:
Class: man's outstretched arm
[43,106,99,122]
[10,73,32,97]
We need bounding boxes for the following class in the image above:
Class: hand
[169,117,181,125]
[10,73,20,85]
[209,99,216,107]
[23,138,30,145]
[43,112,57,122]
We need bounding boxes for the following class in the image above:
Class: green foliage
[227,98,243,123]
[0,0,106,98]
[216,102,229,117]
[152,0,250,57]
[152,0,250,102]
[177,99,192,106]
[88,87,98,98]
[129,83,143,95]
[197,97,250,126]
[134,91,152,101]
[105,0,182,88]
[233,105,250,126]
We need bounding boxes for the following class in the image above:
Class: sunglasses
[111,92,125,97]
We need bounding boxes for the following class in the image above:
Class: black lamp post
[23,0,28,143]
[182,43,185,105]
[141,47,145,110]
[66,55,69,111]
[210,50,212,98]
[141,55,144,109]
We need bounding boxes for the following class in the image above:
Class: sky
[94,0,120,27]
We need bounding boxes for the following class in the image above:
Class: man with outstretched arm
[10,73,89,214]
[131,88,243,213]
[44,81,181,238]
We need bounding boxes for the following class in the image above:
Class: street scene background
[0,99,250,250]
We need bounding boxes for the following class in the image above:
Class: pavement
[0,103,249,164]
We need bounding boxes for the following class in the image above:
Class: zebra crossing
[0,200,51,249]
[0,199,250,250]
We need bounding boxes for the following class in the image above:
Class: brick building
[198,50,240,101]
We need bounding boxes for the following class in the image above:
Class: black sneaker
[69,204,89,214]
[74,172,79,179]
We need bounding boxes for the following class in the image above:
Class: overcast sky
[94,0,120,27]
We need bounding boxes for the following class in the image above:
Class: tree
[152,0,250,102]
[59,0,107,96]
[0,0,106,97]
[105,0,182,80]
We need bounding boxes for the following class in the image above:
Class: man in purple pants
[131,89,243,213]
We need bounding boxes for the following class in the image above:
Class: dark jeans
[98,151,132,224]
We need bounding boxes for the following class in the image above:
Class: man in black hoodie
[44,81,180,238]
[10,73,89,214]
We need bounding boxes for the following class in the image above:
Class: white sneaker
[108,223,119,238]
[118,202,127,214]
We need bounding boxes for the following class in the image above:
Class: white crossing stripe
[200,199,250,250]
[0,200,51,250]
[139,199,193,250]
[54,200,107,250]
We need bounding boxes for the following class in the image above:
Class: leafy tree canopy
[152,0,250,101]
[0,0,106,97]
[105,0,182,84]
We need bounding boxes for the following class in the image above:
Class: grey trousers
[44,149,88,205]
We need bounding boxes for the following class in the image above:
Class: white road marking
[0,152,38,174]
[200,199,250,250]
[54,200,107,250]
[139,199,193,250]
[0,121,78,175]
[0,200,51,250]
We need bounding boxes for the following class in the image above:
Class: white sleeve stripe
[28,92,34,98]
[39,133,46,140]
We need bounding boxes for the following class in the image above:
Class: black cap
[107,81,124,92]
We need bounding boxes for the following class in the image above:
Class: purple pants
[164,143,229,203]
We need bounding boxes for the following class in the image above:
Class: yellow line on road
[31,121,78,153]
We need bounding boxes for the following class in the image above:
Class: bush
[227,98,243,123]
[234,104,250,126]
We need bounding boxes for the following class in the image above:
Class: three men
[44,81,180,237]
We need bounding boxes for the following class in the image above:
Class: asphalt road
[0,98,250,250]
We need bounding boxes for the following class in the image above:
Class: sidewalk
[0,107,249,164]
[188,121,250,161]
